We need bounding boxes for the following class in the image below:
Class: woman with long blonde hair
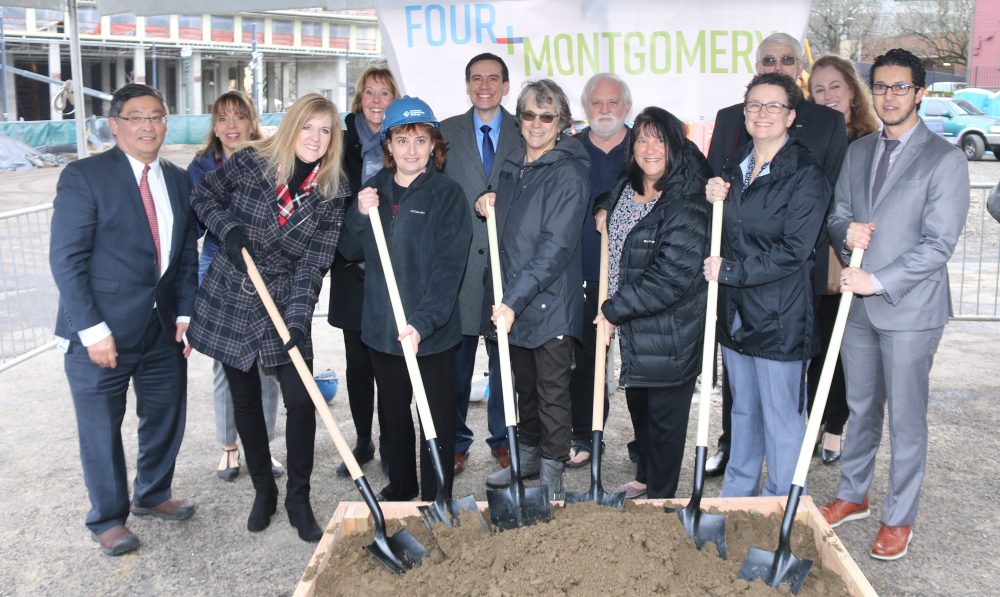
[188,93,346,542]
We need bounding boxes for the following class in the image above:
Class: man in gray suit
[440,53,521,474]
[823,48,969,561]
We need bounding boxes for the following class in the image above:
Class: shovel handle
[241,249,364,480]
[695,201,724,447]
[486,203,518,428]
[790,247,864,488]
[591,229,610,431]
[367,208,437,441]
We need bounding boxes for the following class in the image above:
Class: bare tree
[808,0,880,58]
[895,0,974,66]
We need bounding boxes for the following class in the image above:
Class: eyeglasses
[760,55,797,67]
[115,115,168,125]
[871,83,920,96]
[521,111,556,123]
[744,101,790,114]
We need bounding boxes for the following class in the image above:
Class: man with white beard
[567,74,632,471]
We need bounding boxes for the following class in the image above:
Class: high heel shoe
[285,501,322,542]
[247,488,278,532]
[821,432,844,465]
[216,446,240,481]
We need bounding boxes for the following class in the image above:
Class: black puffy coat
[716,135,829,362]
[599,140,711,388]
[327,112,368,331]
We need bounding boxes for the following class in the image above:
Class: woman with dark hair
[592,107,710,499]
[187,91,285,482]
[807,54,878,464]
[327,66,400,477]
[188,93,346,541]
[478,79,590,500]
[338,96,471,502]
[703,73,828,498]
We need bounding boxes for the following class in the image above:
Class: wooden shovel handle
[591,229,609,431]
[485,203,518,428]
[695,200,724,447]
[367,208,437,440]
[791,247,865,487]
[241,249,364,480]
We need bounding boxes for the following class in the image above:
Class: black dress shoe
[821,433,843,464]
[336,440,376,477]
[705,447,729,478]
[286,501,322,542]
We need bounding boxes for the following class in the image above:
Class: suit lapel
[873,122,929,210]
[160,161,186,271]
[491,109,521,188]
[112,148,159,263]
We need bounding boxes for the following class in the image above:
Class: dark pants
[65,312,187,534]
[484,340,509,450]
[509,336,574,461]
[807,294,849,435]
[453,334,479,454]
[627,378,697,499]
[342,329,382,444]
[569,280,610,447]
[369,347,456,501]
[223,358,317,504]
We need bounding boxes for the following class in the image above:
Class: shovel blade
[676,505,728,559]
[364,528,430,574]
[738,546,813,594]
[565,484,625,510]
[486,483,551,531]
[418,499,453,531]
[449,494,492,533]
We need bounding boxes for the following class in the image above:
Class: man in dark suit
[703,32,847,476]
[50,84,199,556]
[439,53,521,474]
[822,48,969,561]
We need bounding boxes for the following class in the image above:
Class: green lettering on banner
[554,34,575,75]
[710,30,728,73]
[601,32,621,73]
[624,31,645,75]
[649,31,670,74]
[577,33,599,75]
[733,30,754,73]
[523,36,552,76]
[677,30,705,73]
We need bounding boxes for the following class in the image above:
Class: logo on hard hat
[403,109,425,118]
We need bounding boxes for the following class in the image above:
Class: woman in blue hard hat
[338,96,472,501]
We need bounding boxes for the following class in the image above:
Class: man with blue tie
[50,84,199,556]
[440,53,521,475]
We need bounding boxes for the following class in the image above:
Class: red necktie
[139,164,162,274]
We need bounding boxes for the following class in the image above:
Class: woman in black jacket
[327,66,399,477]
[338,97,472,502]
[703,73,829,498]
[593,107,710,499]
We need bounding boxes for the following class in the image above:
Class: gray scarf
[356,117,384,183]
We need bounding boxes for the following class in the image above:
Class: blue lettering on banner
[404,3,498,48]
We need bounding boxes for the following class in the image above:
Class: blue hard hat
[380,96,439,139]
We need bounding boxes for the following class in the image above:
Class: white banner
[375,0,812,141]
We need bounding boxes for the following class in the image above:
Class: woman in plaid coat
[188,93,347,542]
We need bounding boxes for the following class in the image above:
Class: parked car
[919,97,1000,160]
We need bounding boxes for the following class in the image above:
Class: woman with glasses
[188,93,346,542]
[703,72,828,498]
[478,79,590,500]
[807,55,879,465]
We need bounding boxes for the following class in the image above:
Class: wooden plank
[294,496,876,596]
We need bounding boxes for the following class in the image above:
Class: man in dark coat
[703,32,847,477]
[50,84,199,556]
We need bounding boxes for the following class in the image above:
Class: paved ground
[0,146,998,595]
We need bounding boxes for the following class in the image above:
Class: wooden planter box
[293,496,876,597]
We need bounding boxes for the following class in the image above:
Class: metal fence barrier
[1,183,998,371]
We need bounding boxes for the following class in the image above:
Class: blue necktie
[481,124,495,177]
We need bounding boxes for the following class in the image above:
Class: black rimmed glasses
[760,55,797,67]
[115,115,168,125]
[744,101,790,114]
[520,111,556,123]
[871,83,920,96]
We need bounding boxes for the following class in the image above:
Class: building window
[35,9,65,33]
[0,8,28,32]
[272,19,293,46]
[210,15,233,43]
[355,25,376,52]
[329,24,349,50]
[78,7,101,35]
[145,15,169,39]
[110,13,135,37]
[179,15,202,41]
[242,18,264,44]
[301,21,322,48]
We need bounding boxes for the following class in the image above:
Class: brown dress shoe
[820,496,870,528]
[91,525,139,556]
[453,451,469,475]
[131,497,196,521]
[870,523,913,560]
[491,446,511,469]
